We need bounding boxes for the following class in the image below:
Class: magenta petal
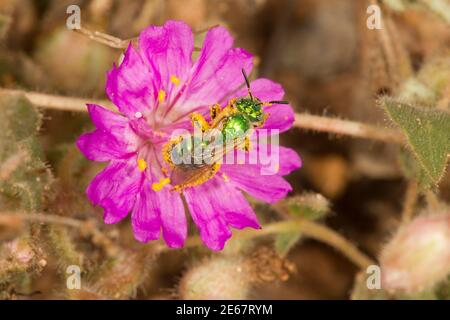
[172,27,253,118]
[184,180,233,251]
[211,179,261,230]
[77,104,138,161]
[278,146,302,175]
[132,177,186,247]
[221,164,293,204]
[235,78,285,101]
[262,104,295,132]
[87,160,143,224]
[158,188,187,248]
[86,103,128,128]
[189,26,234,85]
[131,185,161,243]
[139,20,193,93]
[106,44,159,117]
[188,48,253,105]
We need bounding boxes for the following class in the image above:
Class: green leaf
[383,98,450,187]
[274,232,302,257]
[397,149,434,188]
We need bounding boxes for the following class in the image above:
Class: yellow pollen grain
[170,75,180,86]
[137,158,147,172]
[152,177,171,191]
[158,89,166,103]
[274,164,280,174]
[221,173,230,182]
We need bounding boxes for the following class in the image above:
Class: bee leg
[234,136,251,151]
[210,104,221,120]
[244,136,251,151]
[190,112,210,132]
[210,102,238,128]
[162,136,184,166]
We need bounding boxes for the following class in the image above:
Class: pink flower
[77,21,301,250]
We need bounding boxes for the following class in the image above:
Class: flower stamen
[137,158,148,171]
[152,177,171,191]
[158,89,166,103]
[170,75,181,86]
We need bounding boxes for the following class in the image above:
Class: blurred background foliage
[0,0,449,299]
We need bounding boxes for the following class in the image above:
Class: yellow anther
[137,158,147,172]
[152,177,171,191]
[190,113,210,132]
[158,89,166,103]
[170,75,181,86]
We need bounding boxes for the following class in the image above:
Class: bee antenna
[241,69,254,100]
[268,100,289,105]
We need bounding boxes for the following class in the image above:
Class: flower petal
[183,179,232,251]
[106,44,159,117]
[77,104,139,161]
[158,187,187,248]
[87,160,143,224]
[262,104,295,132]
[278,146,302,175]
[212,178,261,230]
[170,27,253,119]
[139,20,194,96]
[131,185,161,243]
[221,163,293,204]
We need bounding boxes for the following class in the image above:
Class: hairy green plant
[382,98,450,188]
[274,193,330,257]
[0,94,54,211]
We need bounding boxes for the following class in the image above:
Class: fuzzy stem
[0,88,405,144]
[184,218,375,269]
[0,212,83,228]
[424,190,441,212]
[0,88,116,112]
[1,211,373,269]
[74,27,133,49]
[401,180,418,223]
[294,113,404,144]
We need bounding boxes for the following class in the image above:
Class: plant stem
[401,180,418,223]
[294,113,404,144]
[184,218,375,269]
[0,88,405,144]
[0,212,84,228]
[1,210,374,269]
[0,88,116,112]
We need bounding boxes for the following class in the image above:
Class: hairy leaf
[383,98,450,187]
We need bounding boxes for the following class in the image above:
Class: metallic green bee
[162,69,288,191]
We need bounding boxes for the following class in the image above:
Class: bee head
[235,98,264,124]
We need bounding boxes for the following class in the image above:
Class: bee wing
[207,135,248,164]
[170,165,218,190]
